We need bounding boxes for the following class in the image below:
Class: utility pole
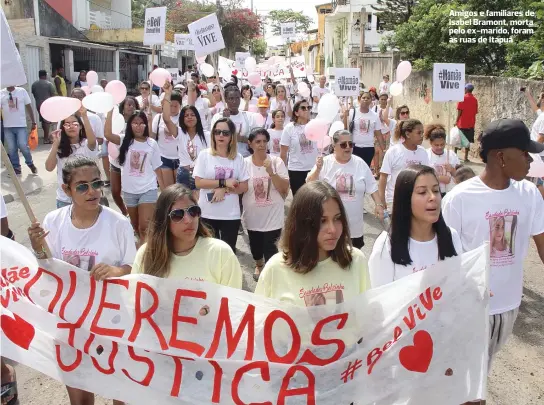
[359,7,367,74]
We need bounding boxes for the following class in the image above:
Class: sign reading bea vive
[143,7,167,45]
[432,63,466,102]
[188,13,225,57]
[335,68,360,97]
[281,22,296,39]
[0,237,489,405]
[175,34,195,51]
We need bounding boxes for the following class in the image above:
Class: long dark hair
[118,111,150,166]
[279,181,353,274]
[142,184,212,278]
[292,100,308,125]
[57,115,86,158]
[389,165,457,265]
[270,109,285,129]
[119,96,140,115]
[179,105,207,146]
[393,118,422,143]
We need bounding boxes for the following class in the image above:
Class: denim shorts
[110,164,121,173]
[160,156,180,170]
[122,188,158,207]
[99,140,109,157]
[176,166,196,190]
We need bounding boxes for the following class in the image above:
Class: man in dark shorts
[455,83,478,162]
[31,70,56,143]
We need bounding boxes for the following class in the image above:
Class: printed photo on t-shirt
[187,139,197,161]
[488,214,517,266]
[253,176,273,206]
[297,127,314,154]
[359,119,371,133]
[8,95,18,112]
[129,150,148,176]
[214,166,234,180]
[62,250,97,272]
[272,138,281,153]
[335,173,356,201]
[303,290,344,307]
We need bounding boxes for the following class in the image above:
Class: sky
[240,0,323,46]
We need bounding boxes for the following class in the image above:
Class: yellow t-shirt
[132,237,242,289]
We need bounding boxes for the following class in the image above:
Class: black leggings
[353,146,375,168]
[288,170,310,197]
[247,229,282,263]
[202,218,240,252]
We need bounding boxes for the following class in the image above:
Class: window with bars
[73,47,114,72]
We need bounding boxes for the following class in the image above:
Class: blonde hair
[211,118,238,160]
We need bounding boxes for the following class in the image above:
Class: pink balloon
[108,142,120,160]
[304,118,329,142]
[81,86,91,95]
[317,135,331,150]
[396,61,412,82]
[86,71,98,87]
[105,80,127,104]
[248,104,258,113]
[149,68,172,88]
[528,153,544,177]
[248,72,261,86]
[39,97,81,122]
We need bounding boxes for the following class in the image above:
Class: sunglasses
[339,141,354,149]
[299,106,309,111]
[400,111,409,115]
[140,87,150,91]
[169,206,202,223]
[213,129,231,137]
[73,180,104,194]
[131,122,147,127]
[212,88,220,92]
[63,122,80,129]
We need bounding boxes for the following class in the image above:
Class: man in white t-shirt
[311,75,329,118]
[0,86,38,175]
[442,119,544,373]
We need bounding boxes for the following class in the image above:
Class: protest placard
[235,52,251,69]
[432,63,466,102]
[281,22,296,39]
[174,34,195,51]
[143,7,167,46]
[167,68,181,84]
[1,8,26,87]
[0,237,489,404]
[189,13,225,57]
[335,68,360,97]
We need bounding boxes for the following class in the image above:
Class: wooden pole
[446,101,451,164]
[1,144,52,258]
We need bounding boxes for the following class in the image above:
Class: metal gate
[26,46,42,118]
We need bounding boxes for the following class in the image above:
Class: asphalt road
[1,144,543,404]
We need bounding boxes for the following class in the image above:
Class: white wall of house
[73,0,131,30]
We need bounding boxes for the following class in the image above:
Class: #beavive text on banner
[175,34,195,51]
[143,7,167,46]
[188,13,225,57]
[432,63,466,102]
[281,22,296,39]
[0,237,489,405]
[334,68,360,97]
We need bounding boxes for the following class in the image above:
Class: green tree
[267,10,313,36]
[131,0,155,27]
[249,37,268,58]
[371,0,417,30]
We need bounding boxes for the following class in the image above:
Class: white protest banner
[235,52,251,69]
[335,68,360,97]
[167,68,181,84]
[281,22,296,39]
[432,63,466,102]
[0,8,27,87]
[143,7,167,46]
[175,33,195,51]
[0,237,488,404]
[189,13,225,57]
[289,55,307,78]
[218,56,248,80]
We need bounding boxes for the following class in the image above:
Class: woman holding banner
[132,184,242,288]
[369,165,461,287]
[28,156,135,405]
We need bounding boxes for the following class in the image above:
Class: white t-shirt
[178,129,211,168]
[260,113,273,129]
[151,113,180,160]
[55,139,100,203]
[314,154,377,238]
[311,86,329,113]
[136,94,161,120]
[381,144,430,204]
[268,129,283,157]
[0,87,31,127]
[372,105,394,120]
[210,111,257,158]
[369,228,463,287]
[242,155,288,232]
[108,123,126,168]
[120,138,162,194]
[378,81,390,95]
[211,101,225,115]
[530,112,544,157]
[195,97,211,131]
[43,206,136,271]
[0,196,7,219]
[269,98,292,124]
[348,109,382,148]
[442,177,544,315]
[280,122,317,171]
[426,149,460,194]
[241,98,258,111]
[193,149,250,220]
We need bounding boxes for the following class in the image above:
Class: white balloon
[300,88,311,98]
[328,121,345,137]
[245,57,257,72]
[308,74,315,83]
[317,93,340,123]
[91,85,104,93]
[86,71,98,87]
[82,93,114,114]
[199,63,215,77]
[111,108,125,134]
[297,82,308,92]
[389,81,403,96]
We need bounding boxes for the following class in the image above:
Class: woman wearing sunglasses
[307,130,384,249]
[136,81,162,121]
[193,118,249,252]
[132,184,242,287]
[279,100,315,196]
[44,110,97,209]
[28,156,136,405]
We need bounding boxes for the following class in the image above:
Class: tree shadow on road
[513,287,544,349]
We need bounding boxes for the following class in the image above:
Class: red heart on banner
[399,330,433,373]
[300,67,305,71]
[232,70,238,75]
[1,313,36,350]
